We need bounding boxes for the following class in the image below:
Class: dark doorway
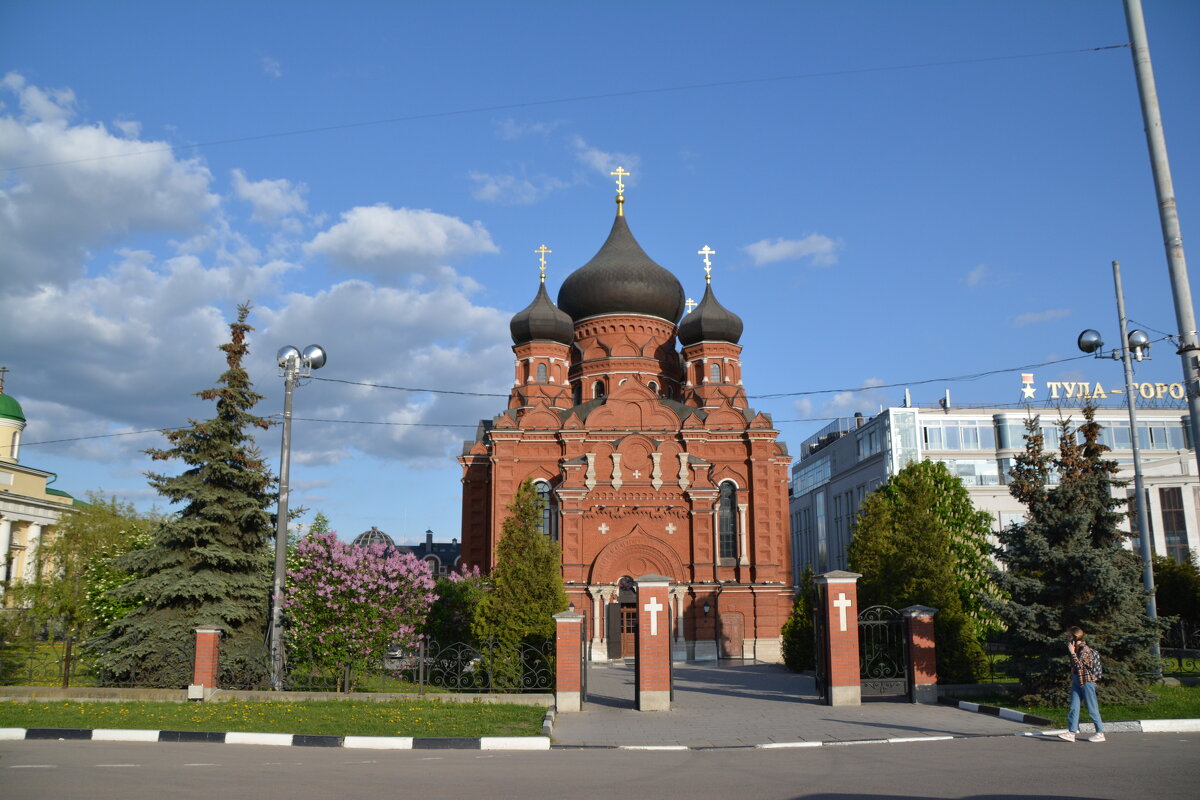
[620,606,638,657]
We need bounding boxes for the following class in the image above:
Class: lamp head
[1127,330,1150,361]
[302,344,327,370]
[1077,329,1104,354]
[276,345,301,368]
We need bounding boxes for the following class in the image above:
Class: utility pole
[1123,0,1200,479]
[269,344,326,691]
[1112,262,1161,671]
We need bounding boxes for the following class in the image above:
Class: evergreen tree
[990,408,1164,704]
[780,565,816,672]
[847,459,995,682]
[90,305,276,687]
[1153,554,1200,647]
[471,479,568,687]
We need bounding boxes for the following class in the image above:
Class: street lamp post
[270,343,326,691]
[1077,260,1159,671]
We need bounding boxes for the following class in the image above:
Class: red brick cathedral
[459,186,793,662]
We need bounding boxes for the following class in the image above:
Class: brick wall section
[635,576,671,706]
[192,628,221,689]
[815,571,862,705]
[553,612,583,694]
[903,606,938,687]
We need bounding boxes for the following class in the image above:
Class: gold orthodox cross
[610,166,630,196]
[685,297,697,314]
[698,245,715,282]
[535,244,552,282]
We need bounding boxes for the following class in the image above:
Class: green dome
[0,393,25,423]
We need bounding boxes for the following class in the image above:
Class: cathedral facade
[458,187,793,662]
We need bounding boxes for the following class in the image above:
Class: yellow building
[0,379,77,601]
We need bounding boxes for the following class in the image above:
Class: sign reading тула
[1020,373,1187,401]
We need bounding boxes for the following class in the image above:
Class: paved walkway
[552,661,1038,748]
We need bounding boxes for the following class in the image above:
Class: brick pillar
[815,570,861,706]
[635,574,672,711]
[192,628,222,690]
[553,610,584,712]
[902,605,938,704]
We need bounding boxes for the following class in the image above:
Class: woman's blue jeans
[1068,675,1104,733]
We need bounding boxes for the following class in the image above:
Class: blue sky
[2,1,1198,544]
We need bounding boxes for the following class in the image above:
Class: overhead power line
[5,44,1128,173]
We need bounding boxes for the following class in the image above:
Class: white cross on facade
[834,592,852,632]
[631,469,642,479]
[644,596,663,636]
[598,523,609,535]
[665,523,677,535]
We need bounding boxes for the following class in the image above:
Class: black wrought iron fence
[224,637,556,694]
[1162,620,1200,676]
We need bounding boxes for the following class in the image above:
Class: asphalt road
[2,733,1196,800]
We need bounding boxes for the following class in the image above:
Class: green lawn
[953,684,1200,726]
[0,699,546,738]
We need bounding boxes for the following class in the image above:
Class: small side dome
[0,392,24,423]
[352,526,395,549]
[677,283,743,346]
[510,282,574,345]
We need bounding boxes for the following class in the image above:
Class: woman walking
[1057,626,1106,742]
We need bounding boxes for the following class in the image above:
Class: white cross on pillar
[834,592,852,632]
[665,523,676,535]
[644,597,663,636]
[598,523,609,535]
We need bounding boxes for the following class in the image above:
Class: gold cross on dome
[610,166,630,195]
[685,297,697,314]
[535,244,552,282]
[698,245,715,283]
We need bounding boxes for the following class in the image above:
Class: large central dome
[557,212,685,324]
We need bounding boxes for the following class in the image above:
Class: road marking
[418,757,443,761]
[757,742,822,749]
[9,765,57,769]
[183,763,220,767]
[96,764,141,768]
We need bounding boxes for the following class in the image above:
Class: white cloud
[494,118,561,140]
[792,398,814,418]
[232,168,308,224]
[261,56,283,78]
[965,263,987,287]
[821,378,889,417]
[0,72,218,293]
[253,280,513,466]
[469,171,569,205]
[1013,308,1071,327]
[743,235,840,267]
[571,136,640,182]
[304,205,498,279]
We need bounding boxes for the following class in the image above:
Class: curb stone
[541,707,555,738]
[938,696,1053,726]
[0,728,550,751]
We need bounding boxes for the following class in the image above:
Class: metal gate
[858,605,910,699]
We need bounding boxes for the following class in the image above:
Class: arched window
[648,381,658,394]
[593,380,606,398]
[535,363,547,383]
[718,481,738,560]
[710,362,721,383]
[573,382,583,405]
[535,481,558,540]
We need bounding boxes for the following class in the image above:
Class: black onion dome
[510,281,574,345]
[677,283,743,346]
[557,213,685,324]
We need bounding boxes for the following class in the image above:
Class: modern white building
[789,380,1197,583]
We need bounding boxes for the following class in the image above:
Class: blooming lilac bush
[285,532,435,690]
